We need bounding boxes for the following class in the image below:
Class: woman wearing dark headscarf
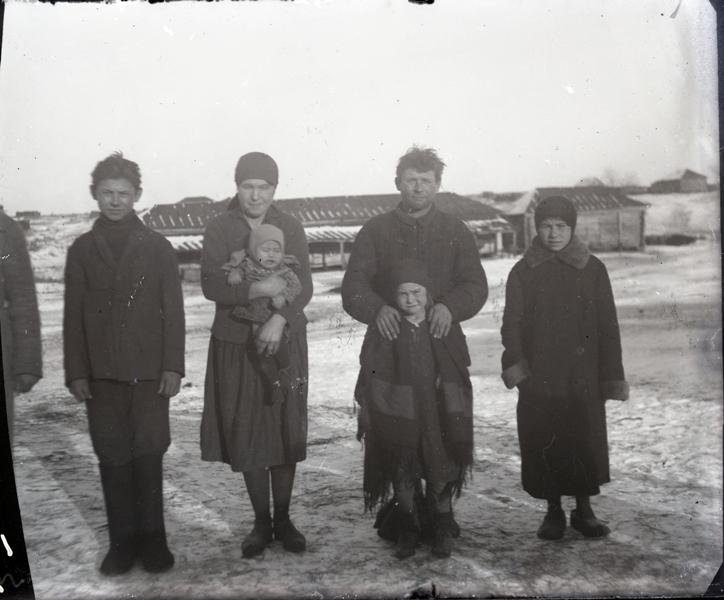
[501,196,628,541]
[200,152,313,558]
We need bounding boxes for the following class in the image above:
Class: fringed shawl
[355,322,474,512]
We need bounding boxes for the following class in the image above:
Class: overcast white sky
[0,0,718,214]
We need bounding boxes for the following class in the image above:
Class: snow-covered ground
[10,214,723,598]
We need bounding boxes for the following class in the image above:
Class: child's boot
[99,463,137,575]
[133,453,175,573]
[242,514,273,558]
[431,512,455,558]
[571,496,610,538]
[394,512,420,560]
[537,500,566,540]
[273,511,307,553]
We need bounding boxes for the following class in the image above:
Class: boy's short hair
[90,152,142,196]
[395,146,446,183]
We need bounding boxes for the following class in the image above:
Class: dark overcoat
[63,214,185,385]
[500,236,628,499]
[341,203,488,350]
[0,212,42,436]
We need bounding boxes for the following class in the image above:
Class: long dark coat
[0,212,42,437]
[63,214,185,385]
[500,236,628,499]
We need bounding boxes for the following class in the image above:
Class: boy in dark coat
[63,153,185,575]
[356,259,473,560]
[501,195,628,540]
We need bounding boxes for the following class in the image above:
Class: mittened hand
[271,294,286,309]
[158,371,182,398]
[227,269,245,286]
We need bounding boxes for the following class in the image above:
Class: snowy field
[10,214,723,598]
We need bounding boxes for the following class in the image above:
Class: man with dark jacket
[0,209,42,443]
[341,146,488,555]
[63,153,185,576]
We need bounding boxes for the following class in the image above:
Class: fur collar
[524,235,590,270]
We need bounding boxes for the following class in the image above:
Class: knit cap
[248,224,285,259]
[388,259,432,291]
[534,195,577,230]
[234,152,279,186]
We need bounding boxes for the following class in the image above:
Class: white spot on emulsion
[163,25,174,36]
[1,534,11,557]
[564,84,575,94]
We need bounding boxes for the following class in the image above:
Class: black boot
[242,515,273,558]
[273,513,306,553]
[537,503,566,540]
[99,463,137,576]
[394,512,420,560]
[570,509,610,538]
[431,512,455,558]
[133,453,174,573]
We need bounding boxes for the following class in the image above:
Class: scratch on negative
[127,276,146,307]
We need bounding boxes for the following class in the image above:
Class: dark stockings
[242,464,297,522]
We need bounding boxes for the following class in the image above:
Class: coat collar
[91,212,147,272]
[524,235,590,270]
[393,202,438,228]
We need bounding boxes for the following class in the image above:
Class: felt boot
[242,515,273,558]
[99,463,137,576]
[394,512,420,560]
[570,509,610,538]
[273,514,306,553]
[431,512,456,558]
[133,453,175,573]
[537,504,566,540]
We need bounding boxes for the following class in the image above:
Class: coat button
[575,346,585,355]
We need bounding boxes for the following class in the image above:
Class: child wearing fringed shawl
[355,259,474,560]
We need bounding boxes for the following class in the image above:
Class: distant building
[16,210,41,219]
[575,177,606,187]
[143,193,515,272]
[490,186,647,252]
[650,169,708,194]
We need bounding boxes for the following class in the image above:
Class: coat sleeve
[280,268,303,305]
[273,218,313,326]
[3,220,42,378]
[63,241,90,385]
[159,239,185,377]
[500,266,531,389]
[596,263,628,401]
[437,221,488,323]
[201,218,252,305]
[341,223,387,324]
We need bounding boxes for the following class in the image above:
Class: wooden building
[143,193,515,271]
[650,169,708,194]
[491,186,647,252]
[16,210,41,219]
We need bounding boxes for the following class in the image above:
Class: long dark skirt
[200,331,308,472]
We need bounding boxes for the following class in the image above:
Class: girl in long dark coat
[501,196,628,540]
[356,259,473,559]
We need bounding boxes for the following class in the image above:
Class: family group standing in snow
[47,146,628,576]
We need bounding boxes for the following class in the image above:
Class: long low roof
[165,217,512,253]
[144,192,508,233]
[493,187,647,215]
